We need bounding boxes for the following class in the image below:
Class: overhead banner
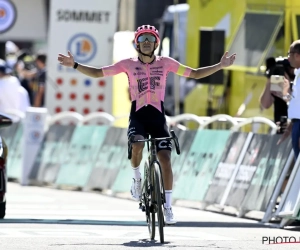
[46,0,118,116]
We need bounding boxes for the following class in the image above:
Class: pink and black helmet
[134,25,160,45]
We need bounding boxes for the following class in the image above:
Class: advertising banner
[46,0,118,116]
[85,127,124,191]
[30,124,75,184]
[225,134,270,208]
[55,125,108,187]
[241,135,292,212]
[204,132,249,204]
[21,108,48,185]
[173,129,230,201]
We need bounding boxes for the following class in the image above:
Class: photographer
[278,40,300,161]
[260,57,295,133]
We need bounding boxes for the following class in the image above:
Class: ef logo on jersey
[67,33,97,63]
[0,0,17,34]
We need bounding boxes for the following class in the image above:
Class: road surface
[0,182,300,249]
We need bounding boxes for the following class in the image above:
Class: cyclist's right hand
[58,51,75,68]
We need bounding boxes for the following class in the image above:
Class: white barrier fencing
[0,108,299,229]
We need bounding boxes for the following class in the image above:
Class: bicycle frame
[137,136,166,213]
[128,130,180,205]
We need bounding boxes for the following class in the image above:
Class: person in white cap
[0,59,30,116]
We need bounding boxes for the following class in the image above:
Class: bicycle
[128,130,180,243]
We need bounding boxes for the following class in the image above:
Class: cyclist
[58,25,236,224]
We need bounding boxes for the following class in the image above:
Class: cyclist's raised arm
[166,51,236,79]
[57,51,125,78]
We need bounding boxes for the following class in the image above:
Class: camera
[266,57,294,79]
[266,57,295,92]
[279,116,288,134]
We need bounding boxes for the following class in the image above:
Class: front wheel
[154,163,164,243]
[144,162,155,240]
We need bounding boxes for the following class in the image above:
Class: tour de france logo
[0,0,17,34]
[67,33,97,64]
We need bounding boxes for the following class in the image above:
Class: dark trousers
[292,119,300,160]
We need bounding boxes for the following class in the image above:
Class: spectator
[15,50,36,105]
[0,59,30,116]
[17,53,47,107]
[33,53,47,107]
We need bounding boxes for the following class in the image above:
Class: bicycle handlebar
[128,129,181,159]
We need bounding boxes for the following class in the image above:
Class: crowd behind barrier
[0,108,299,229]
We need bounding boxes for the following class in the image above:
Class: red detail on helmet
[134,25,160,45]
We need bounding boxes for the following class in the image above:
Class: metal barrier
[199,114,239,130]
[48,111,84,126]
[1,109,277,135]
[231,116,278,135]
[79,112,115,125]
[3,108,299,230]
[167,113,204,129]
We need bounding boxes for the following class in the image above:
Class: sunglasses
[137,34,156,43]
[287,51,298,57]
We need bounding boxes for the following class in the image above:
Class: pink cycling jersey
[102,56,192,112]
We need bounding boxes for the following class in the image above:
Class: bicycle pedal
[139,204,146,212]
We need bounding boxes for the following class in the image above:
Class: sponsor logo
[133,72,146,76]
[0,0,17,34]
[137,77,161,93]
[137,78,148,93]
[249,148,259,165]
[150,76,160,90]
[31,114,41,123]
[30,131,41,142]
[57,10,110,23]
[67,33,97,63]
[150,66,163,70]
[158,140,172,149]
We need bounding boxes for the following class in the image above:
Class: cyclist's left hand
[220,51,236,68]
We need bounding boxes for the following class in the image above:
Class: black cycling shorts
[127,118,172,152]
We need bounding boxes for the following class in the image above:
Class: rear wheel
[154,163,164,243]
[0,201,6,219]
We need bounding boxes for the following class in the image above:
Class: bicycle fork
[139,167,157,214]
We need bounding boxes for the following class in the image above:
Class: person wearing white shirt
[0,59,30,116]
[278,40,300,160]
